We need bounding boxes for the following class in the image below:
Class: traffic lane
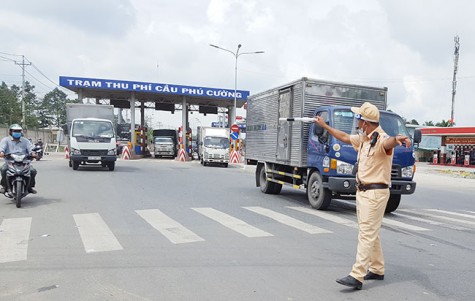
[1,158,472,300]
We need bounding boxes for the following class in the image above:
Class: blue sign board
[230,132,239,140]
[59,76,250,100]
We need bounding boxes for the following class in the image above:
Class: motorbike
[4,152,33,208]
[33,144,43,161]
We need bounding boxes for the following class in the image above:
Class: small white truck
[197,127,230,167]
[65,104,117,171]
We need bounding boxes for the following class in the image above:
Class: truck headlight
[401,165,414,178]
[107,148,117,155]
[336,160,354,175]
[71,148,81,155]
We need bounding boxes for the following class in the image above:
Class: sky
[1,0,474,129]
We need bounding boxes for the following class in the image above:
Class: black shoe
[364,271,384,280]
[336,275,362,290]
[28,187,37,194]
[0,187,5,194]
[4,191,13,198]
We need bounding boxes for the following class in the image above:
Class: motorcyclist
[0,124,38,196]
[36,138,43,147]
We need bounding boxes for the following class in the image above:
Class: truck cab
[69,118,117,170]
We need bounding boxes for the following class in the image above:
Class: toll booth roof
[59,76,248,108]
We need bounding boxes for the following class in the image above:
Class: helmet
[9,124,23,131]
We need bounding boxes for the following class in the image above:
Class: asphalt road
[0,154,473,301]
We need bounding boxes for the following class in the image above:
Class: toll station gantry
[60,76,249,157]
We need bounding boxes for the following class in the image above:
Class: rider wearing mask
[0,124,38,196]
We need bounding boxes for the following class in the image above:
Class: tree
[409,119,419,125]
[0,81,20,126]
[435,120,453,127]
[39,88,79,127]
[423,121,434,126]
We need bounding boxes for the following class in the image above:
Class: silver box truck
[245,77,420,213]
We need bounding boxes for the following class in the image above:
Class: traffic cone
[65,146,69,159]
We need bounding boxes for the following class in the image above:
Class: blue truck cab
[307,106,421,212]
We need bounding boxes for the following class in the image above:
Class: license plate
[88,156,101,160]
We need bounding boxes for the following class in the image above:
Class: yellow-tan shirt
[349,126,393,185]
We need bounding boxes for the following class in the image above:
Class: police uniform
[348,126,393,282]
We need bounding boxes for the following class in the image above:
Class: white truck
[197,127,230,167]
[65,104,117,171]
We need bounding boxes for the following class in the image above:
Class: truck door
[276,88,292,162]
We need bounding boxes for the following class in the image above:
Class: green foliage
[423,120,454,127]
[38,88,79,127]
[0,82,78,129]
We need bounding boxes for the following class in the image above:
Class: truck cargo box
[246,77,387,167]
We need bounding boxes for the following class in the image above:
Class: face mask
[12,132,21,139]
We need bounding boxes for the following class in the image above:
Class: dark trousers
[1,163,37,188]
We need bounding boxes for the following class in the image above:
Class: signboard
[445,137,475,145]
[60,76,250,100]
[230,132,239,140]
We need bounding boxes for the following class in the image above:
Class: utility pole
[15,55,31,128]
[450,35,460,126]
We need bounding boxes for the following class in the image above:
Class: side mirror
[313,124,324,136]
[413,129,422,144]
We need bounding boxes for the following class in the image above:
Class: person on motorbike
[36,138,43,147]
[0,124,38,196]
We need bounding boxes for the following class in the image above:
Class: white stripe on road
[73,213,123,253]
[287,206,358,229]
[0,217,32,263]
[393,212,471,231]
[243,206,332,234]
[391,212,443,225]
[424,209,475,220]
[399,209,475,226]
[136,209,204,244]
[192,207,273,238]
[382,217,430,231]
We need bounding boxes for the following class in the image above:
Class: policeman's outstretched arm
[314,116,351,144]
[383,134,411,150]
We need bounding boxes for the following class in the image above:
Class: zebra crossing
[1,206,474,264]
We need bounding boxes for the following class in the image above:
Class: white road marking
[136,209,204,244]
[393,212,471,231]
[425,209,475,220]
[0,217,32,263]
[391,212,443,225]
[287,206,358,229]
[192,207,273,238]
[382,217,430,231]
[243,206,332,234]
[73,213,123,253]
[399,209,475,226]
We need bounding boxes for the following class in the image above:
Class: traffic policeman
[314,102,411,290]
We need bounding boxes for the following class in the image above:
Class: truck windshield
[72,120,114,138]
[332,109,409,136]
[204,137,229,149]
[155,137,173,144]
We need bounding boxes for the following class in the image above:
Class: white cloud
[1,0,474,127]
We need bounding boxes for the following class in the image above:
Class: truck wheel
[307,172,332,210]
[223,163,228,168]
[108,162,115,171]
[69,160,72,168]
[385,194,401,213]
[259,166,281,194]
[72,161,79,170]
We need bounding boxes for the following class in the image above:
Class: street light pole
[209,43,264,126]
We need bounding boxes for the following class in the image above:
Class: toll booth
[134,127,148,156]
